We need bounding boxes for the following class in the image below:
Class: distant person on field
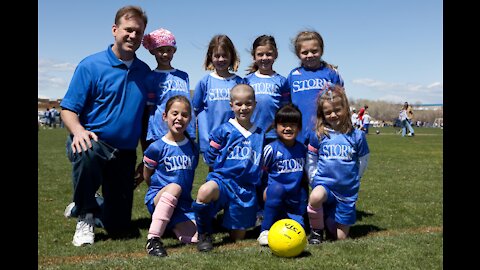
[305,84,370,244]
[50,106,59,128]
[44,108,51,127]
[192,84,265,252]
[399,103,415,137]
[256,103,308,246]
[360,111,371,134]
[143,96,199,257]
[192,34,243,165]
[350,108,358,128]
[60,5,150,247]
[357,104,368,124]
[286,30,344,145]
[405,102,414,124]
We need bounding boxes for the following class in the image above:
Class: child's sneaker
[72,213,95,247]
[146,237,167,257]
[308,229,324,245]
[257,230,269,246]
[197,233,213,252]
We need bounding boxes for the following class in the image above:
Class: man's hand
[133,162,144,189]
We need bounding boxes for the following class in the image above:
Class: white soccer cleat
[257,230,269,246]
[72,213,95,247]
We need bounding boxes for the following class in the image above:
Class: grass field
[38,126,443,269]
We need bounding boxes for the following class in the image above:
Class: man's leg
[102,149,137,237]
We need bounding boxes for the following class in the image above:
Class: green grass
[38,126,443,269]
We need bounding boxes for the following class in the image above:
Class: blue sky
[38,0,443,104]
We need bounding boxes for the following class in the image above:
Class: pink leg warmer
[173,220,198,244]
[307,204,325,230]
[147,192,178,240]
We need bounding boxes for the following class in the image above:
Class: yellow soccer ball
[268,218,307,258]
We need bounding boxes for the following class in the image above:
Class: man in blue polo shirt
[60,5,151,247]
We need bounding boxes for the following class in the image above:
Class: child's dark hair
[246,35,278,74]
[204,34,240,72]
[164,95,198,154]
[274,103,302,129]
[165,95,191,115]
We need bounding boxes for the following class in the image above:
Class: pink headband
[142,28,177,50]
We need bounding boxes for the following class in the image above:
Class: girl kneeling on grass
[143,95,199,257]
[305,84,370,244]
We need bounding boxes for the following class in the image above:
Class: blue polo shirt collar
[106,44,141,69]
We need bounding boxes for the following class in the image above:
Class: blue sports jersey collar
[254,71,277,79]
[210,72,238,80]
[161,136,189,146]
[154,68,176,73]
[228,118,257,138]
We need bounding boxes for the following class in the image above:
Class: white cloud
[38,58,76,99]
[351,78,443,104]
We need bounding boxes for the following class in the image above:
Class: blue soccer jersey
[145,69,196,141]
[244,72,291,140]
[60,45,151,149]
[307,128,369,203]
[262,139,306,195]
[205,118,265,191]
[192,73,244,152]
[287,66,344,144]
[143,136,199,214]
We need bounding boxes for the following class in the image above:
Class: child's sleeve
[358,153,370,179]
[260,144,274,191]
[204,126,225,167]
[279,77,291,106]
[143,143,160,170]
[192,79,206,117]
[306,133,319,184]
[357,131,370,179]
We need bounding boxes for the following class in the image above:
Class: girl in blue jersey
[256,103,308,246]
[305,85,370,244]
[143,95,199,257]
[287,30,344,145]
[192,84,265,252]
[142,28,196,145]
[244,35,290,145]
[192,34,243,158]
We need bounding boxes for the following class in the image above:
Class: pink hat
[142,28,176,50]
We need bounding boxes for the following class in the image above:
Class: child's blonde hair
[292,30,338,70]
[229,84,255,102]
[315,84,352,139]
[203,34,240,72]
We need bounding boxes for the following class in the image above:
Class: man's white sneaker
[257,230,269,246]
[64,202,76,218]
[72,213,95,247]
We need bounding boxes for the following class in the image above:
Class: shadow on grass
[95,226,141,242]
[356,209,374,221]
[94,217,151,242]
[349,224,383,239]
[349,209,384,239]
